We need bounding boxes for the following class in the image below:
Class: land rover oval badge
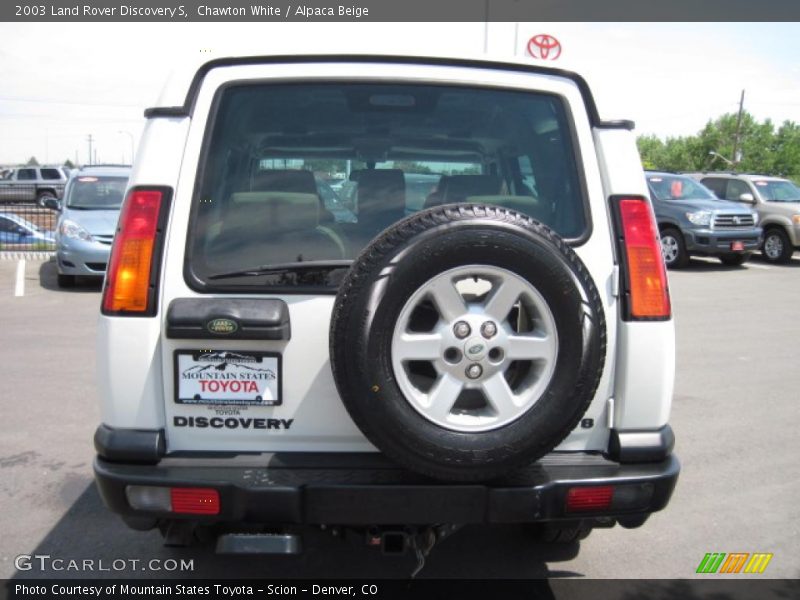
[207,318,238,335]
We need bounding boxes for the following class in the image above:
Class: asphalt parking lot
[0,254,798,582]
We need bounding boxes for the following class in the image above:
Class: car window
[751,180,800,202]
[726,179,751,201]
[17,169,36,181]
[0,217,18,233]
[66,176,128,209]
[647,175,715,201]
[699,178,726,198]
[189,82,588,290]
[40,168,63,180]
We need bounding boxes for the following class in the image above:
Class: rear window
[188,82,588,291]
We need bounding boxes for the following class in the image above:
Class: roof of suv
[147,53,634,131]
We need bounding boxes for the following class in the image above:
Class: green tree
[25,156,39,166]
[637,110,800,177]
[64,159,75,169]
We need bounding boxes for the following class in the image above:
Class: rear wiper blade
[208,260,352,280]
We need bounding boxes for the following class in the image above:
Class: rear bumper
[94,451,679,526]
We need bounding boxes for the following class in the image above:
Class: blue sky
[0,21,798,165]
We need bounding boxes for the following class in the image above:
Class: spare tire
[330,204,606,481]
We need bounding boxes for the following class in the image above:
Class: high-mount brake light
[102,188,169,315]
[616,197,671,320]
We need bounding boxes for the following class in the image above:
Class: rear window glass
[188,83,587,291]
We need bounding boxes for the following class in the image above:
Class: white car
[94,55,678,559]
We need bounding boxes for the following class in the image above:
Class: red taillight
[170,487,220,515]
[565,485,614,512]
[102,188,166,315]
[617,197,671,319]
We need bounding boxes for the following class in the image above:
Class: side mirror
[43,197,61,211]
[738,193,755,203]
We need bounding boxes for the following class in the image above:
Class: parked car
[0,166,68,206]
[93,55,678,560]
[645,172,762,267]
[0,213,55,247]
[50,165,130,287]
[685,172,800,263]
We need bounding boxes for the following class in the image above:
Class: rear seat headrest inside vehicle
[228,192,320,235]
[252,169,317,194]
[439,175,502,203]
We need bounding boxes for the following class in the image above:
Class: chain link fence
[0,187,58,257]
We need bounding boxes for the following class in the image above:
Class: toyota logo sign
[527,34,562,60]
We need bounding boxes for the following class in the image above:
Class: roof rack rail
[80,164,132,169]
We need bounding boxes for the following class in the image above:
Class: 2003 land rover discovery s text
[93,55,679,559]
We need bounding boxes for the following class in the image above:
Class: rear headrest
[440,175,502,203]
[252,169,317,194]
[227,192,320,235]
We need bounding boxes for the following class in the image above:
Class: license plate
[175,350,281,406]
[731,241,745,251]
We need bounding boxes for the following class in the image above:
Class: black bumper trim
[94,453,679,526]
[94,424,165,463]
[606,425,675,463]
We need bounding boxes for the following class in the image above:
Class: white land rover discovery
[94,55,679,558]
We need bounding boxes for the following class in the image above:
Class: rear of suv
[688,172,800,263]
[93,55,678,558]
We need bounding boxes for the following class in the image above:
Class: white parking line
[14,259,25,296]
[746,262,772,270]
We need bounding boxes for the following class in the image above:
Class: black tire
[57,273,75,288]
[531,523,593,544]
[659,227,689,269]
[719,253,749,266]
[36,190,57,208]
[329,204,606,481]
[761,228,793,264]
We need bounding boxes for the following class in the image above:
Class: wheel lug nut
[466,364,483,379]
[481,321,497,338]
[453,321,471,339]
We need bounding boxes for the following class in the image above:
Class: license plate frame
[174,350,282,406]
[730,241,745,251]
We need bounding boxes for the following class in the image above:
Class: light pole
[118,130,135,164]
[708,151,735,168]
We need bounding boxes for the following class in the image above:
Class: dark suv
[646,172,762,267]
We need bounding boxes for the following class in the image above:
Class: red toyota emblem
[527,34,562,60]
